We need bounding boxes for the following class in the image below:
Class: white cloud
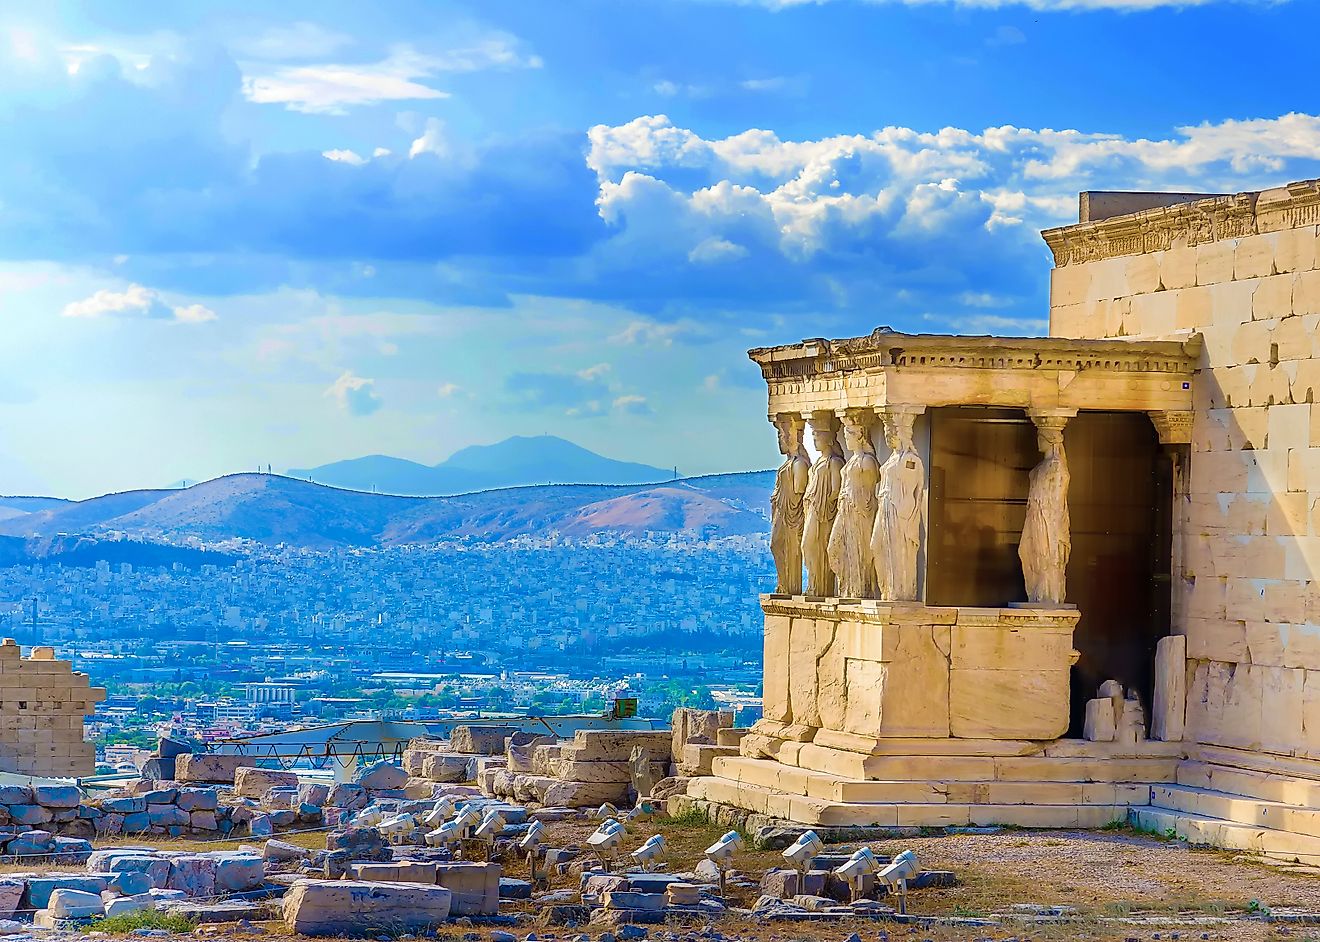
[577,362,612,380]
[613,394,652,415]
[437,382,464,397]
[61,284,216,324]
[241,38,541,114]
[586,111,1320,269]
[322,148,367,165]
[172,303,218,324]
[324,371,382,416]
[688,237,749,264]
[409,117,448,159]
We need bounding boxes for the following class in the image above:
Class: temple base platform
[678,741,1320,862]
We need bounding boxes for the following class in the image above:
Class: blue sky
[2,0,1319,497]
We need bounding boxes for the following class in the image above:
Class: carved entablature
[749,329,1201,419]
[1042,179,1320,267]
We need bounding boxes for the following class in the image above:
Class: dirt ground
[50,816,1320,941]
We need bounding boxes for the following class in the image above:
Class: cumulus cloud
[241,38,541,115]
[613,394,652,415]
[325,371,382,416]
[61,284,216,323]
[323,149,367,165]
[409,118,448,159]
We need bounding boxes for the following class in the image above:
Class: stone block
[421,754,473,783]
[326,783,367,810]
[1083,698,1116,742]
[282,880,452,936]
[949,669,1070,740]
[542,779,629,807]
[88,852,172,888]
[1236,233,1277,280]
[1198,239,1237,286]
[567,730,672,763]
[354,760,408,790]
[176,788,219,812]
[103,894,153,918]
[210,853,265,893]
[671,708,733,760]
[450,725,517,755]
[167,856,217,898]
[1275,225,1317,274]
[434,862,500,916]
[0,880,21,918]
[0,785,31,805]
[234,767,299,800]
[602,891,665,912]
[7,805,50,826]
[46,888,103,919]
[24,876,108,910]
[1151,635,1187,742]
[175,754,256,784]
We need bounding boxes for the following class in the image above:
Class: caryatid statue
[769,414,810,594]
[1019,413,1072,606]
[827,410,880,599]
[800,415,844,597]
[871,407,926,602]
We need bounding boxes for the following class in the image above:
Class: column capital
[874,403,927,418]
[1148,410,1193,445]
[768,411,806,430]
[1026,408,1077,431]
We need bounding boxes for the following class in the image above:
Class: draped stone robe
[770,453,809,594]
[801,452,843,597]
[1020,446,1070,605]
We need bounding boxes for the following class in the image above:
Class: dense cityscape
[0,532,770,773]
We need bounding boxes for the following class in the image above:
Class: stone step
[1129,807,1320,863]
[688,775,1130,829]
[727,749,1178,785]
[1176,761,1320,808]
[711,755,1151,806]
[1151,784,1320,840]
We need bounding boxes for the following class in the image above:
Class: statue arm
[792,459,809,496]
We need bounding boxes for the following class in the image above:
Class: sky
[3,0,1320,498]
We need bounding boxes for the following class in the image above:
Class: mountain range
[0,471,773,552]
[287,435,675,496]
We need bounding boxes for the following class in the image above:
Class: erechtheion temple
[684,179,1320,860]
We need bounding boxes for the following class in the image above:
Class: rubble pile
[402,725,518,785]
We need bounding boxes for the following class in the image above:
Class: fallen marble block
[282,880,453,936]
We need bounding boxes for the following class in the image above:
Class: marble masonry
[680,178,1320,861]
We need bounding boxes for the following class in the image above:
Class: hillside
[288,435,674,496]
[0,471,773,550]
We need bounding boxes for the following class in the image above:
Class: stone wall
[1045,183,1320,760]
[750,598,1079,751]
[0,640,104,777]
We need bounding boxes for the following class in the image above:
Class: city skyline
[4,0,1320,497]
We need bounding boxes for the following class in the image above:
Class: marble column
[769,413,810,594]
[1019,409,1076,606]
[827,408,881,599]
[801,412,844,598]
[871,405,926,602]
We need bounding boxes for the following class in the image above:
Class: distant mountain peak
[287,435,673,497]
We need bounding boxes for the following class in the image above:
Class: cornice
[748,328,1201,383]
[1041,179,1320,267]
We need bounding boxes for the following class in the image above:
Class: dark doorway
[925,407,1172,736]
[1064,411,1171,735]
[925,407,1035,607]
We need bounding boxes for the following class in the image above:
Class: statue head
[775,414,804,457]
[1037,424,1065,455]
[811,422,838,458]
[841,414,873,455]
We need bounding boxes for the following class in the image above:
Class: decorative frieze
[1042,180,1320,267]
